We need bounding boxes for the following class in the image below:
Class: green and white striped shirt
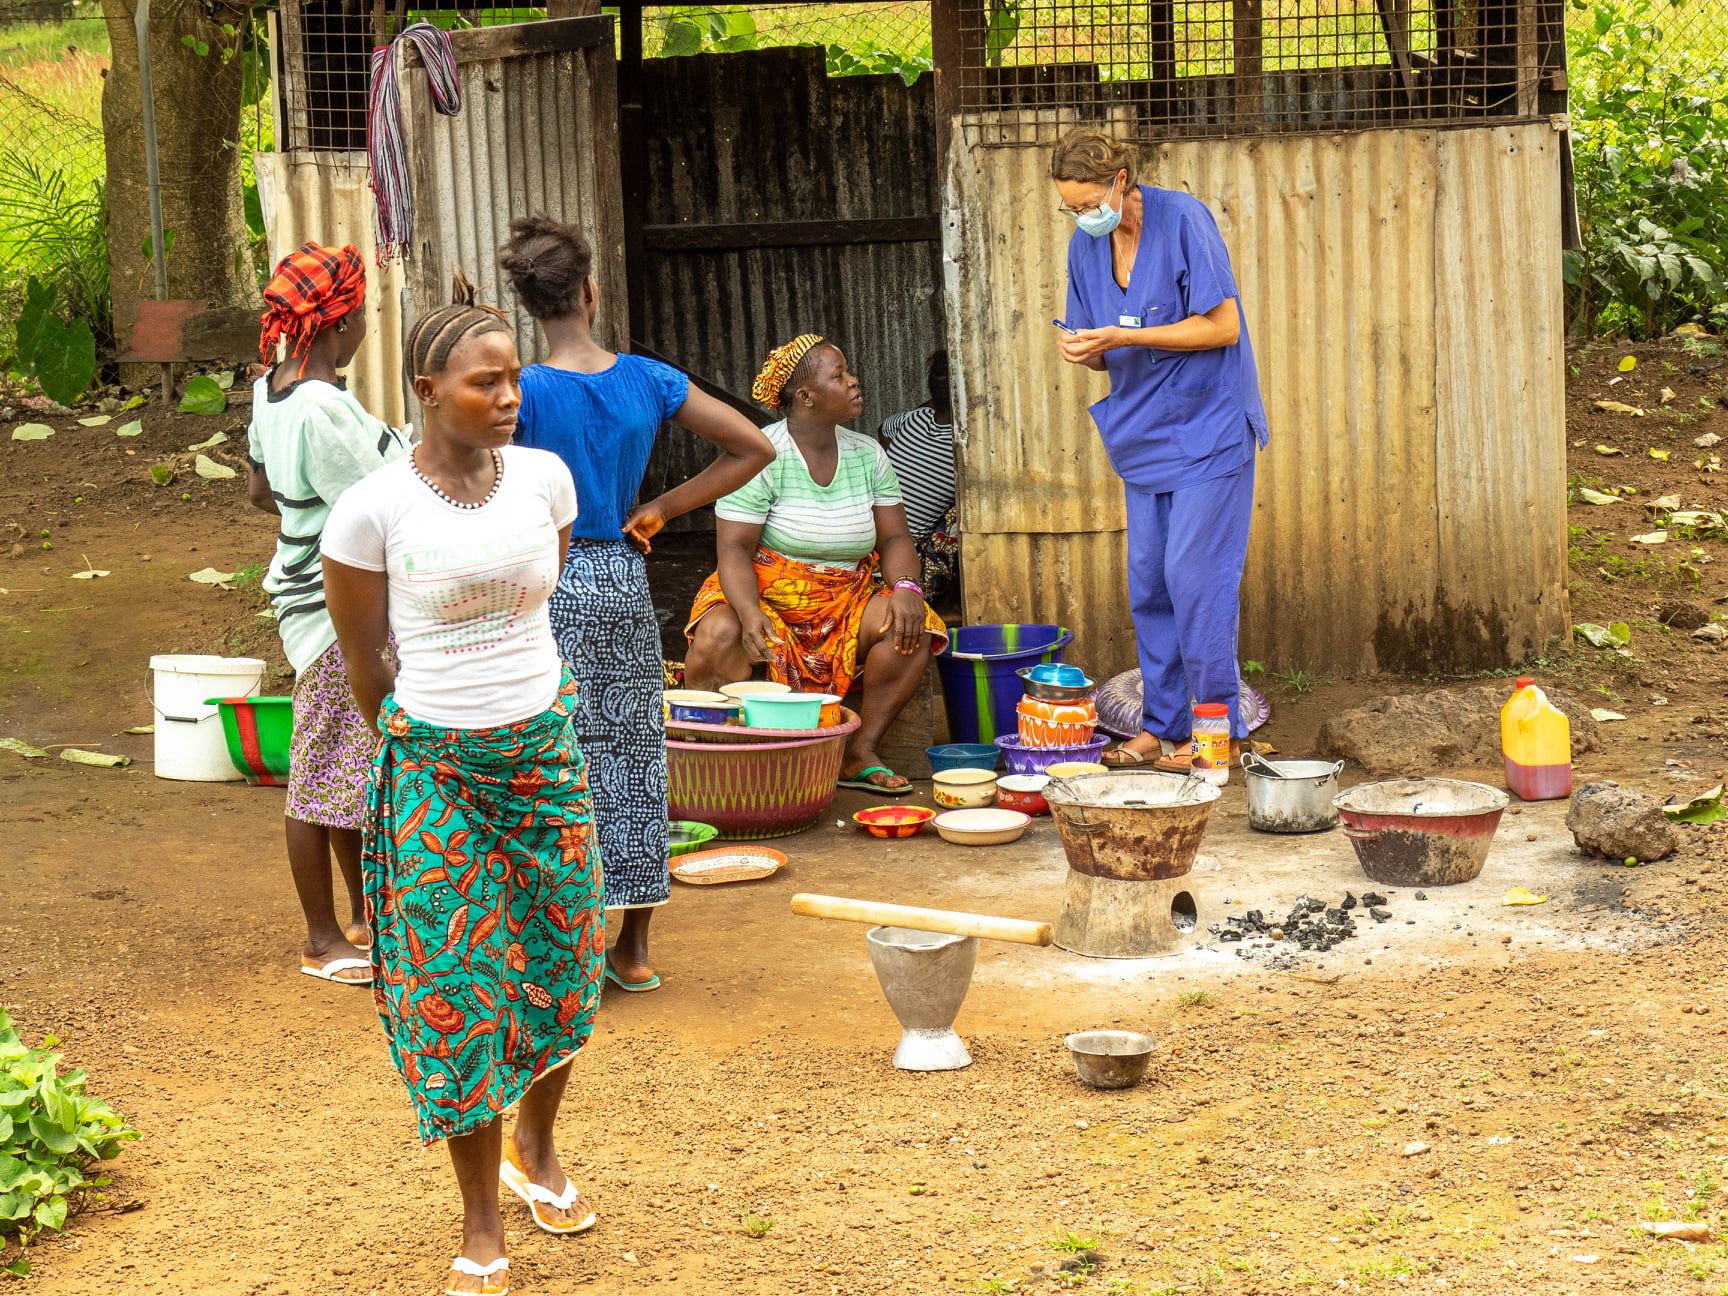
[713,420,902,565]
[246,373,408,673]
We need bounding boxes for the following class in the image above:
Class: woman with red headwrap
[246,242,409,987]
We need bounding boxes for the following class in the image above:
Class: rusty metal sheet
[638,48,945,507]
[946,121,1565,675]
[255,150,407,427]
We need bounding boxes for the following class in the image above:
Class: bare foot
[343,919,371,951]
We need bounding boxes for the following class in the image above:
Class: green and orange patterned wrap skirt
[685,548,948,699]
[364,670,604,1145]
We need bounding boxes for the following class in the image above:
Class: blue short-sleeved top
[1065,186,1270,491]
[515,353,690,542]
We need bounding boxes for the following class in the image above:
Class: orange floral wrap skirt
[685,548,948,698]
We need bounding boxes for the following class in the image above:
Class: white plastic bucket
[148,655,266,782]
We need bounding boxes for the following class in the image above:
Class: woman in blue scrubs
[1051,130,1269,771]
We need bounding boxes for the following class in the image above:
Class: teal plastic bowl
[739,692,837,730]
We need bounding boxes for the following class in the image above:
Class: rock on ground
[1316,683,1602,776]
[1565,781,1678,862]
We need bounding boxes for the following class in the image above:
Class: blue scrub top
[515,353,689,543]
[1065,186,1270,491]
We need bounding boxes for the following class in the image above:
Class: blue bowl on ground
[927,743,1001,774]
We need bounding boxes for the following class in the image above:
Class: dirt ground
[2,342,1727,1296]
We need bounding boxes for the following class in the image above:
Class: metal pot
[1044,771,1220,880]
[1333,777,1509,887]
[1242,754,1343,833]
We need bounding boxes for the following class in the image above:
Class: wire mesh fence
[0,4,110,359]
[3,0,1727,369]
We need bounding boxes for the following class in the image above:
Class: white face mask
[1071,175,1123,238]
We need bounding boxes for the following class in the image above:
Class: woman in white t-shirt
[323,279,602,1296]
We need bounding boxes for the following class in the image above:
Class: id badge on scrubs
[1119,314,1142,327]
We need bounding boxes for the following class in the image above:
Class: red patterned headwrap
[258,242,367,364]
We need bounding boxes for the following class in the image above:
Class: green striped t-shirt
[246,373,408,673]
[713,420,902,565]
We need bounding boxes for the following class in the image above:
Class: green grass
[740,1212,775,1237]
[1177,989,1215,1008]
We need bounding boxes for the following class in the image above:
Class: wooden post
[1149,0,1176,127]
[587,18,628,351]
[1515,0,1541,117]
[617,1,647,348]
[1373,0,1418,105]
[1231,0,1262,126]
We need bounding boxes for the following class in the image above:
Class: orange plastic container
[1017,695,1098,750]
[1500,676,1572,801]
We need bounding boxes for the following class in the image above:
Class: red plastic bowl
[853,805,938,839]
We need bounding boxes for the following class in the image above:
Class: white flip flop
[499,1156,597,1234]
[444,1255,508,1296]
[299,956,373,986]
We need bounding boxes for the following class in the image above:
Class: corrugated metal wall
[946,122,1567,678]
[255,151,408,427]
[397,20,626,390]
[638,48,944,504]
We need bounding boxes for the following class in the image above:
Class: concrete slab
[633,778,1679,1053]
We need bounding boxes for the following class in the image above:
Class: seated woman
[684,334,949,796]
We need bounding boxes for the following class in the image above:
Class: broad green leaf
[1664,784,1725,825]
[1648,448,1670,461]
[77,415,110,427]
[0,1113,12,1144]
[122,394,145,411]
[116,419,144,438]
[179,375,227,416]
[0,738,48,760]
[26,1115,74,1156]
[33,1194,66,1231]
[194,454,236,480]
[35,316,97,406]
[187,430,229,451]
[1577,487,1622,505]
[3,1256,26,1278]
[0,1190,29,1221]
[13,277,57,371]
[212,371,235,391]
[11,424,55,442]
[0,1154,25,1190]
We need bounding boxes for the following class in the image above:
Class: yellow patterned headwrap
[751,334,825,408]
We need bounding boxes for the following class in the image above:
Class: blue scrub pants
[1124,452,1256,743]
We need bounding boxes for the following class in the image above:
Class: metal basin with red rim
[1333,777,1509,887]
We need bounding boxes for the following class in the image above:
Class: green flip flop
[837,765,914,797]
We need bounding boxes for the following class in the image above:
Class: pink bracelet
[894,579,924,597]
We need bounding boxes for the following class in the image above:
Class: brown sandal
[1153,740,1242,774]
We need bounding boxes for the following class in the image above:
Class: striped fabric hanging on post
[367,21,463,267]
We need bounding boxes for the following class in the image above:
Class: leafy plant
[1566,0,1728,337]
[0,1008,137,1259]
[10,276,95,407]
[740,1211,775,1237]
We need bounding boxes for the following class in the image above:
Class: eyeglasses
[1056,175,1120,219]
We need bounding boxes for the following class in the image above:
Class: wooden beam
[1515,0,1542,116]
[400,14,613,65]
[1373,0,1418,101]
[642,216,941,253]
[587,24,628,351]
[618,2,648,354]
[1149,0,1176,126]
[931,0,963,175]
[1231,0,1262,126]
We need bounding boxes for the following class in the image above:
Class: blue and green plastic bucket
[936,624,1073,745]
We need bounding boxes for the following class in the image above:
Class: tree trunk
[100,0,255,383]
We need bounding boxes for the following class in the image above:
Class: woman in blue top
[1051,130,1269,772]
[501,215,774,992]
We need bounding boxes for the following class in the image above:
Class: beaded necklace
[411,446,503,511]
